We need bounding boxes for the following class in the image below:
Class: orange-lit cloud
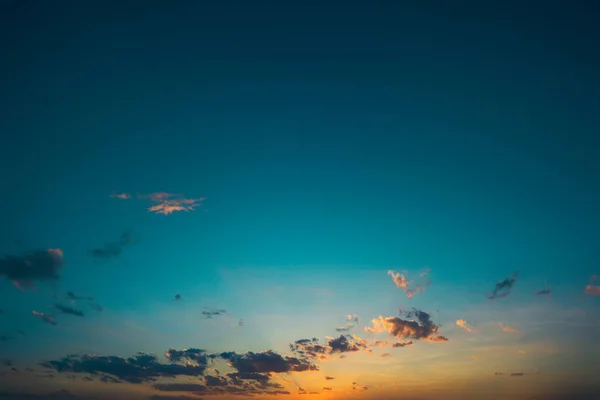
[455,319,474,333]
[499,323,519,333]
[584,275,600,296]
[387,268,430,299]
[364,309,447,343]
[109,192,131,199]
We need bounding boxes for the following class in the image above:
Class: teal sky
[0,1,599,399]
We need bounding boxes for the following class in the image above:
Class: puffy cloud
[289,334,369,359]
[585,275,600,296]
[387,268,431,299]
[0,249,64,290]
[364,309,447,343]
[32,311,57,326]
[455,319,474,333]
[488,272,518,299]
[54,304,85,317]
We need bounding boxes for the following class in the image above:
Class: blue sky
[0,1,599,399]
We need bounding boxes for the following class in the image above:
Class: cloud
[455,319,474,333]
[109,192,131,200]
[174,294,182,301]
[535,289,551,296]
[488,272,518,299]
[202,309,227,318]
[54,304,85,317]
[335,323,354,332]
[138,192,205,215]
[347,314,360,324]
[324,376,335,380]
[387,268,431,299]
[499,323,519,334]
[322,387,332,391]
[364,309,447,343]
[89,232,132,260]
[585,275,600,296]
[40,352,207,384]
[32,311,57,326]
[0,249,64,290]
[381,353,391,358]
[66,292,94,302]
[289,334,369,359]
[217,350,318,373]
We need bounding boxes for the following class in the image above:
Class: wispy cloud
[32,311,57,326]
[456,319,474,333]
[488,272,518,299]
[89,231,132,260]
[347,314,360,324]
[54,304,85,317]
[138,192,205,215]
[387,268,430,299]
[499,323,519,334]
[109,192,131,199]
[202,308,227,319]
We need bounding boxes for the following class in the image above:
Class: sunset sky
[1,1,599,400]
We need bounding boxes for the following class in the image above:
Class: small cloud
[387,268,431,299]
[109,192,131,200]
[0,249,64,290]
[32,311,57,326]
[322,387,332,391]
[89,232,132,260]
[584,275,600,296]
[66,292,94,302]
[335,323,354,332]
[488,272,518,299]
[347,314,360,324]
[174,294,182,301]
[140,192,205,215]
[499,323,519,334]
[511,372,525,377]
[54,304,85,317]
[238,319,244,326]
[535,289,551,296]
[89,303,103,312]
[470,355,477,359]
[202,309,226,319]
[381,353,391,358]
[325,376,335,380]
[455,319,474,333]
[517,349,526,356]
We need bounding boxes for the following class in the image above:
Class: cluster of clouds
[387,268,431,299]
[110,191,205,216]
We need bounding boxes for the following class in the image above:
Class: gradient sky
[1,1,599,400]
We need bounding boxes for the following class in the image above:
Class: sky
[0,1,599,399]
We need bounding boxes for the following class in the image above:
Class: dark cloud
[54,304,85,317]
[289,335,369,359]
[202,309,226,318]
[40,352,206,384]
[32,311,57,326]
[174,294,182,301]
[66,292,94,302]
[322,387,332,391]
[0,389,83,399]
[335,323,354,332]
[89,303,103,313]
[325,376,335,380]
[488,272,518,299]
[0,249,64,290]
[535,289,551,296]
[89,232,132,260]
[511,372,525,376]
[164,348,208,365]
[364,309,447,343]
[217,350,318,373]
[149,396,202,400]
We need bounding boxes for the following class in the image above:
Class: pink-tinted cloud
[584,275,600,296]
[138,192,205,215]
[32,311,57,326]
[109,192,131,199]
[387,268,430,299]
[499,323,519,334]
[455,319,474,333]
